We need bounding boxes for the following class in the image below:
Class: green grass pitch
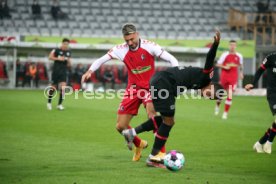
[0,90,275,184]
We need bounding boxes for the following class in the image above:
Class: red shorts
[117,87,152,115]
[220,80,237,91]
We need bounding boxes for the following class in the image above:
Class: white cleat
[57,104,65,110]
[222,112,228,120]
[214,106,219,116]
[253,141,264,153]
[263,141,272,154]
[47,103,52,110]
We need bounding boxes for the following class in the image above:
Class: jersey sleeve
[261,54,274,69]
[217,52,228,64]
[151,42,164,57]
[152,43,179,66]
[107,45,122,60]
[237,53,243,65]
[88,54,112,72]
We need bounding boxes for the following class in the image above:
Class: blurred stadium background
[0,0,275,91]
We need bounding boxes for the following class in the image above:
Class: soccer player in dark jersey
[47,38,71,110]
[122,31,224,167]
[245,52,276,154]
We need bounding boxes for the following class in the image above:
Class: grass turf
[0,90,275,184]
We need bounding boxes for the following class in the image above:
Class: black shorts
[51,71,67,85]
[267,90,276,116]
[150,71,175,117]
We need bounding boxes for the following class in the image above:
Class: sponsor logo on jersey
[131,65,151,74]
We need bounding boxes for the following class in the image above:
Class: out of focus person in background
[23,62,39,88]
[31,0,42,19]
[15,59,25,87]
[74,63,86,87]
[255,0,273,24]
[102,65,115,89]
[51,0,67,20]
[47,38,71,111]
[0,0,11,19]
[214,40,244,120]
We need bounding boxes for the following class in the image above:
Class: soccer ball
[164,150,185,171]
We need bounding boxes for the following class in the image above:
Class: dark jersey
[52,48,71,73]
[253,52,276,91]
[157,66,211,95]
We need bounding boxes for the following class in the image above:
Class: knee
[116,121,125,133]
[147,109,156,118]
[162,117,175,126]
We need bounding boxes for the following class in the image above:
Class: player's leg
[263,93,276,154]
[222,84,235,119]
[117,93,146,151]
[144,91,167,153]
[47,84,57,110]
[149,115,174,163]
[57,81,66,110]
[215,80,226,115]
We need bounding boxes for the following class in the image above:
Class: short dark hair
[122,23,137,36]
[62,38,70,43]
[229,40,236,43]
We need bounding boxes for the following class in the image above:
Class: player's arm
[244,67,265,91]
[245,56,271,91]
[239,63,244,79]
[159,50,179,67]
[48,49,64,62]
[150,42,179,66]
[81,54,112,83]
[203,30,220,73]
[67,57,72,67]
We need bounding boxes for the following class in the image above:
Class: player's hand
[223,65,231,70]
[58,56,65,61]
[214,30,220,43]
[245,84,254,91]
[81,70,92,84]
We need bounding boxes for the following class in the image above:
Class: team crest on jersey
[119,105,124,111]
[141,54,145,60]
[60,51,63,55]
[66,52,70,56]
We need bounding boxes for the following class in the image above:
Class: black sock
[151,123,173,156]
[135,116,163,134]
[259,128,270,144]
[47,88,55,103]
[268,122,276,142]
[58,90,64,105]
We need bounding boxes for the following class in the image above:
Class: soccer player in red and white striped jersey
[82,23,179,161]
[215,40,244,119]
